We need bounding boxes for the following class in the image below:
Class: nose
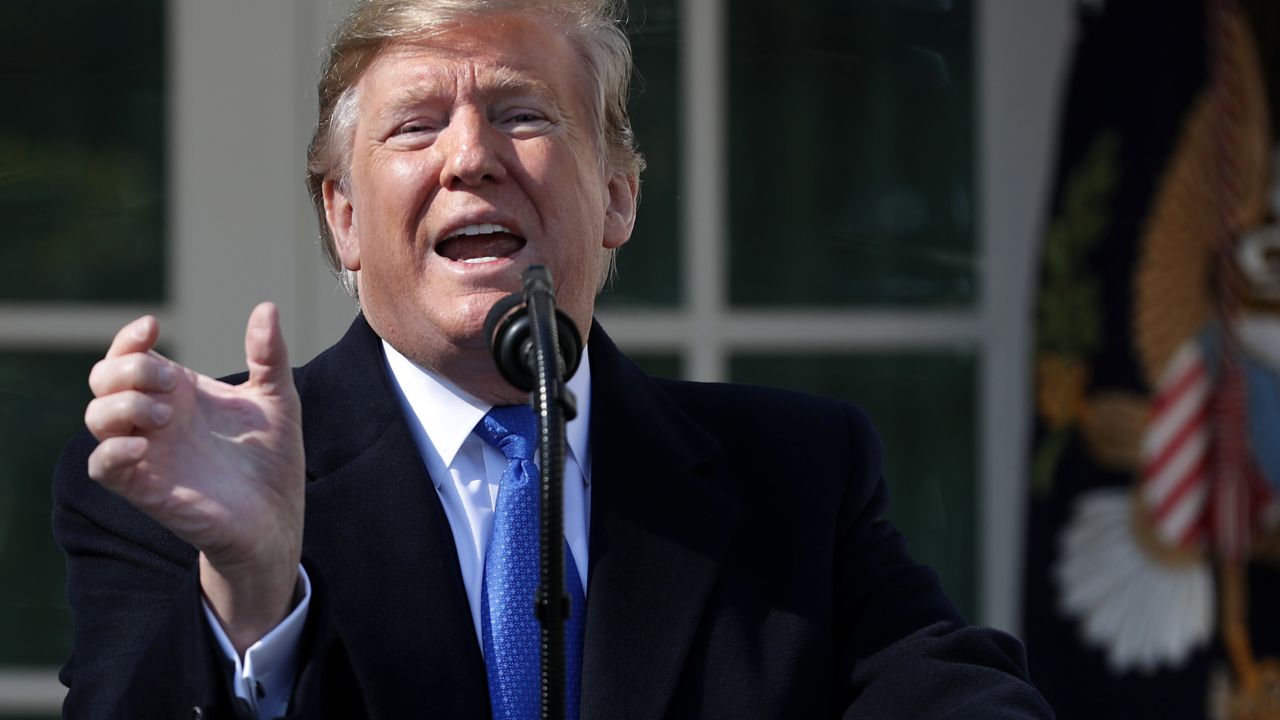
[438,107,507,188]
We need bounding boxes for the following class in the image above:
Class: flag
[1022,1,1280,718]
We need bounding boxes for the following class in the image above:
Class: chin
[456,293,508,336]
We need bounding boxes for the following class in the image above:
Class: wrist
[200,552,301,657]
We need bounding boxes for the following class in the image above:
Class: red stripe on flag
[1143,402,1209,480]
[1152,453,1210,521]
[1149,357,1208,417]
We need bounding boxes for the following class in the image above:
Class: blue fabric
[475,405,584,720]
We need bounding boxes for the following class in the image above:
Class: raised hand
[84,302,304,654]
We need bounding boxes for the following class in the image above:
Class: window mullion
[680,0,727,382]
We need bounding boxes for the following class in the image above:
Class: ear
[323,177,361,271]
[602,170,638,250]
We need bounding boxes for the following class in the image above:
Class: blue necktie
[475,405,585,720]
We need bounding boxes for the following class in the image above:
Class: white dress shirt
[204,341,593,718]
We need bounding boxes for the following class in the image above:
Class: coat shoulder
[649,376,883,466]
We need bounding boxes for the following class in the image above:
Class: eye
[394,120,439,136]
[497,109,551,137]
[386,117,443,148]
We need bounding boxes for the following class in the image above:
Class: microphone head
[484,287,583,393]
[552,311,583,379]
[485,292,535,392]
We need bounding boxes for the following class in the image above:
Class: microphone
[484,265,581,720]
[484,265,583,393]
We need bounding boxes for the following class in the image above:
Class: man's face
[323,13,637,401]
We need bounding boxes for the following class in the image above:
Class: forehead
[358,13,587,107]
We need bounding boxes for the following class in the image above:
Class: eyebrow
[380,65,562,118]
[486,66,560,108]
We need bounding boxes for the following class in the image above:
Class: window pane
[0,352,95,666]
[730,351,977,617]
[1,1,166,303]
[727,0,975,307]
[599,0,682,308]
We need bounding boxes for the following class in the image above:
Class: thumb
[244,302,294,395]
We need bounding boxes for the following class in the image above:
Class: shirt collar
[382,341,593,489]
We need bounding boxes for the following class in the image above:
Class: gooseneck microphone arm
[484,265,582,720]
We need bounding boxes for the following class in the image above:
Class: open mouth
[435,223,526,264]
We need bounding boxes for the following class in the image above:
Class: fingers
[91,314,176,396]
[89,351,178,397]
[85,390,174,441]
[105,315,160,359]
[88,316,179,442]
[86,436,148,484]
[244,302,294,395]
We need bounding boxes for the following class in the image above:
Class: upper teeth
[448,223,511,239]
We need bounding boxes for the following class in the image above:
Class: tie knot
[475,405,539,462]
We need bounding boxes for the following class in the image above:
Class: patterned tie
[475,405,586,720]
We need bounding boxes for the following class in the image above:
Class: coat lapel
[297,316,490,718]
[581,326,739,720]
[290,316,738,718]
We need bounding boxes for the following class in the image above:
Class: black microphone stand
[485,266,582,720]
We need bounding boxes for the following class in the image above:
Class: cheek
[383,153,435,185]
[354,157,439,256]
[539,164,609,234]
[557,224,609,303]
[360,152,439,217]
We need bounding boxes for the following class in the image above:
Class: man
[54,1,1054,717]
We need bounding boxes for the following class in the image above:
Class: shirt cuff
[203,565,312,719]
